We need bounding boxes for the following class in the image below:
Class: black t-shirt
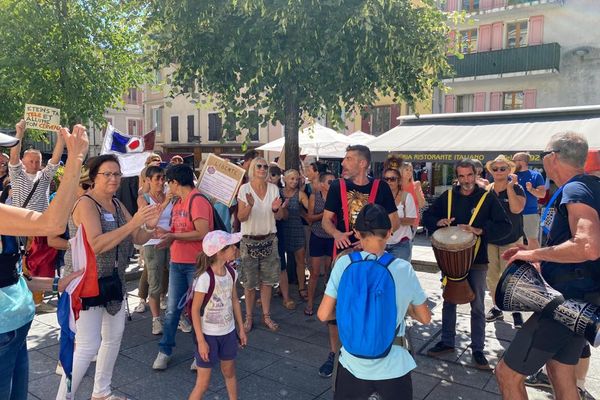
[324,178,397,246]
[489,184,525,246]
[542,174,600,299]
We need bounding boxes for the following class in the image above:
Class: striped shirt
[9,161,59,212]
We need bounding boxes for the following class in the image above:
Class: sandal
[304,307,314,316]
[243,315,253,333]
[298,288,309,302]
[283,299,296,310]
[262,314,279,331]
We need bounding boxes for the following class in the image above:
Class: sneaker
[152,352,171,370]
[190,359,197,371]
[178,317,192,333]
[152,317,163,335]
[160,297,167,310]
[35,302,57,314]
[318,352,335,378]
[485,307,504,322]
[524,370,551,389]
[512,312,524,329]
[472,351,491,370]
[133,300,146,313]
[55,361,63,375]
[427,342,455,357]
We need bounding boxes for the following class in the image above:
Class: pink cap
[202,231,242,257]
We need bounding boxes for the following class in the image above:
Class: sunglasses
[255,164,268,170]
[384,176,398,182]
[270,173,280,178]
[540,149,560,159]
[81,183,91,190]
[491,167,508,172]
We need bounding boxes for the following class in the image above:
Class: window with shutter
[502,91,524,110]
[456,95,474,113]
[444,95,456,113]
[523,89,537,109]
[474,92,486,112]
[491,22,503,50]
[489,92,502,111]
[459,29,478,54]
[478,25,492,52]
[528,16,544,46]
[506,21,528,48]
[208,113,222,141]
[371,106,391,136]
[171,116,179,142]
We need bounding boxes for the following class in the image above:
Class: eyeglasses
[98,171,123,179]
[255,164,268,170]
[384,176,398,182]
[491,167,508,172]
[540,149,560,159]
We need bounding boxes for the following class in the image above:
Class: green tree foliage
[0,0,148,133]
[149,0,450,169]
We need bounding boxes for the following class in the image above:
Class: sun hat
[79,166,91,185]
[203,231,242,257]
[485,155,516,174]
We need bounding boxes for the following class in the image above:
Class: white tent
[367,106,600,162]
[317,131,376,158]
[256,123,351,159]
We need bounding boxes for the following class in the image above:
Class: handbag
[82,266,123,308]
[24,236,58,278]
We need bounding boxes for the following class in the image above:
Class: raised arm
[9,119,25,166]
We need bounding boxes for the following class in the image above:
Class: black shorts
[334,363,412,400]
[309,233,334,258]
[502,313,586,376]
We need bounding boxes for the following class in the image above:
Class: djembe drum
[496,260,600,347]
[431,227,477,304]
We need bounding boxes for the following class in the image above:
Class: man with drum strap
[484,155,526,328]
[423,159,511,370]
[496,132,600,400]
[318,144,399,378]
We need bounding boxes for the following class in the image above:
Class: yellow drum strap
[469,191,488,260]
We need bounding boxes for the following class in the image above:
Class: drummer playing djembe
[423,159,511,370]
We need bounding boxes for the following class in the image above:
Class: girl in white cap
[189,230,248,400]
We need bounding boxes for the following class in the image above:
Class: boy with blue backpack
[317,204,431,400]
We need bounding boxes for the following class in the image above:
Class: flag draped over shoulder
[57,225,99,393]
[101,124,156,177]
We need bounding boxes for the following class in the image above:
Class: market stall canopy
[368,105,600,163]
[256,123,351,159]
[317,131,375,158]
[0,130,19,148]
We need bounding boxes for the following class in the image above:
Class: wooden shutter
[444,95,456,113]
[137,89,143,107]
[447,0,458,12]
[523,89,537,109]
[361,108,371,134]
[474,92,486,112]
[489,92,502,111]
[478,25,492,52]
[491,22,504,50]
[528,16,544,45]
[480,0,493,11]
[390,104,400,127]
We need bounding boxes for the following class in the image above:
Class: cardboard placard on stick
[24,104,61,132]
[197,154,246,207]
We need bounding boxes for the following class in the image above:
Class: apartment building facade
[434,0,600,113]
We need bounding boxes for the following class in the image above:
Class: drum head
[431,227,476,251]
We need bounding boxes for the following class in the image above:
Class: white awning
[368,106,600,161]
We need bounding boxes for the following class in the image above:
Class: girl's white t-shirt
[387,192,417,245]
[237,182,279,235]
[194,269,238,336]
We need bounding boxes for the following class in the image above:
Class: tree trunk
[284,90,300,171]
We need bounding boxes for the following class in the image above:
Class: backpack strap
[377,252,395,268]
[339,179,350,233]
[225,264,236,281]
[188,192,203,223]
[368,179,380,204]
[200,267,215,317]
[349,251,362,263]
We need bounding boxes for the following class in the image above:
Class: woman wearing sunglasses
[237,158,287,332]
[304,171,336,316]
[383,168,418,262]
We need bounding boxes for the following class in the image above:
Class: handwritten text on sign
[24,104,61,132]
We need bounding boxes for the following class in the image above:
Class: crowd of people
[1,118,599,400]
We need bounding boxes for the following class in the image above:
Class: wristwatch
[52,276,59,294]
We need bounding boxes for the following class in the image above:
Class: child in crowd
[317,204,431,400]
[189,231,247,400]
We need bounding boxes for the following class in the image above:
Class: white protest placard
[24,104,61,132]
[198,154,246,207]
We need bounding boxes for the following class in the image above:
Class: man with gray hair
[496,132,600,400]
[512,152,546,249]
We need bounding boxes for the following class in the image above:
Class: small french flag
[101,125,156,177]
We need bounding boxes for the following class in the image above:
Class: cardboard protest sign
[24,104,61,132]
[198,154,246,207]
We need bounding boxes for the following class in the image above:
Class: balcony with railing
[443,0,564,14]
[444,42,560,79]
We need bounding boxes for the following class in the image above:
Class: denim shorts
[194,329,238,368]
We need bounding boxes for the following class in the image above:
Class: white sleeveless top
[143,193,173,246]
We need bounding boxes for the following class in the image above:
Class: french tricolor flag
[57,225,99,397]
[101,125,156,177]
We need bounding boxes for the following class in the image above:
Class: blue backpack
[336,251,398,359]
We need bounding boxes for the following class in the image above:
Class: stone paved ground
[27,240,600,400]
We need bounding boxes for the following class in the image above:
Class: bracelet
[52,276,59,294]
[141,223,156,233]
